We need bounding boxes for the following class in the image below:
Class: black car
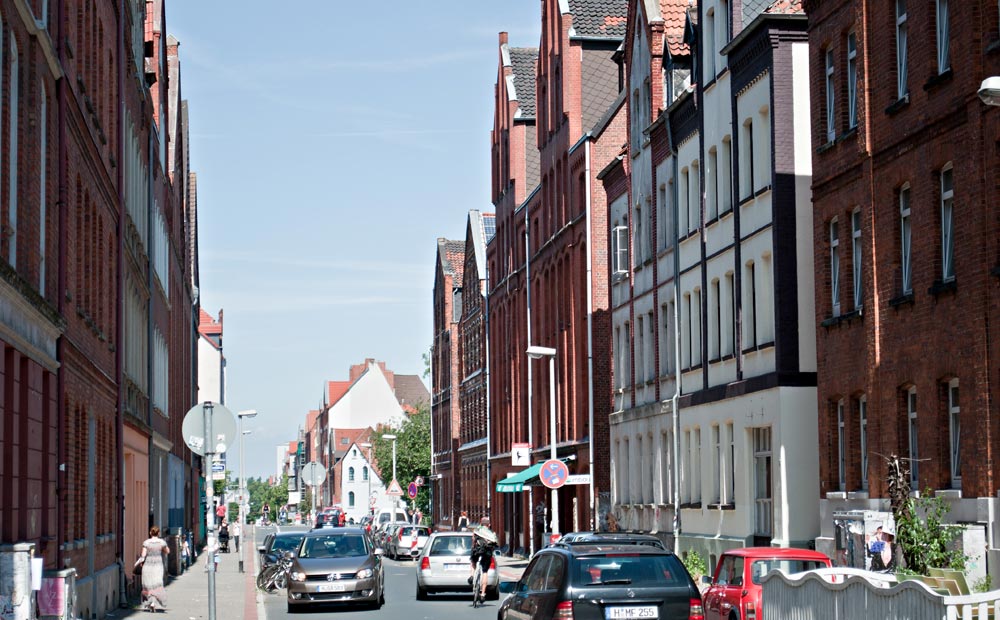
[554,531,667,550]
[497,544,703,620]
[257,531,306,568]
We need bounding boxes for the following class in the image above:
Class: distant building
[198,309,227,480]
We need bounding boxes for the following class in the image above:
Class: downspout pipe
[484,276,491,516]
[671,142,682,556]
[55,0,68,573]
[525,199,534,556]
[584,140,596,530]
[115,0,127,600]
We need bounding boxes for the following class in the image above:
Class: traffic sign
[540,459,569,489]
[407,482,418,499]
[386,479,403,497]
[512,443,531,466]
[182,402,236,456]
[415,476,424,487]
[301,461,326,487]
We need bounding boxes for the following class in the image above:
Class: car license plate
[317,583,347,593]
[606,606,658,619]
[445,564,466,571]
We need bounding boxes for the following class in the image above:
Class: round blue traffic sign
[408,482,418,499]
[540,459,569,489]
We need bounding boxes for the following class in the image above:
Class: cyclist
[468,517,498,600]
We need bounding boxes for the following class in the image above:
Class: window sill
[885,93,910,116]
[837,127,858,143]
[820,308,862,328]
[826,491,847,500]
[928,278,957,298]
[680,502,703,510]
[889,292,914,308]
[816,140,836,155]
[754,185,773,199]
[847,491,869,500]
[707,503,736,511]
[923,68,953,92]
[935,489,962,500]
[741,341,775,355]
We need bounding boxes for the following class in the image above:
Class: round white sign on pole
[301,461,326,487]
[182,402,237,456]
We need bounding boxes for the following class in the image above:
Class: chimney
[499,31,508,45]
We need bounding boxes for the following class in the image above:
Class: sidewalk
[109,547,258,620]
[495,554,530,582]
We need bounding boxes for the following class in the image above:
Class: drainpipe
[525,199,534,556]
[55,0,68,573]
[672,147,682,555]
[584,140,596,530]
[115,0,127,600]
[484,271,491,516]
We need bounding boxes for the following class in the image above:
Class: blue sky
[169,1,541,479]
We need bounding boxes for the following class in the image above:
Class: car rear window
[750,559,828,584]
[576,554,688,587]
[271,536,303,553]
[430,536,471,556]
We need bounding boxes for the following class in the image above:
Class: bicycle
[256,553,293,592]
[471,563,484,608]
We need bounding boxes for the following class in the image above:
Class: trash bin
[0,542,35,620]
[38,569,77,620]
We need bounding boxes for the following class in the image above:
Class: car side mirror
[498,580,517,594]
[700,575,712,585]
[257,546,266,554]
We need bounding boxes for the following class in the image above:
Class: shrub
[683,550,708,581]
[894,490,966,575]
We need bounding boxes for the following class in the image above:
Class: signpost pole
[203,402,217,620]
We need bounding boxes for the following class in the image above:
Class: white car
[415,532,499,600]
[387,525,430,560]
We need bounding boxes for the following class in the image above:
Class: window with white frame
[940,164,954,281]
[690,160,700,233]
[852,209,862,310]
[362,466,369,481]
[707,147,718,220]
[658,182,670,251]
[896,0,908,99]
[663,300,676,375]
[682,430,691,503]
[612,224,629,275]
[692,427,702,504]
[720,0,730,46]
[706,9,717,80]
[948,379,960,487]
[637,315,645,384]
[711,279,721,360]
[39,83,47,295]
[692,288,702,367]
[837,400,846,491]
[645,197,654,260]
[614,326,622,389]
[724,272,735,356]
[758,254,774,344]
[907,387,918,488]
[900,185,912,293]
[349,467,355,482]
[623,322,631,386]
[757,107,771,191]
[847,33,858,129]
[741,119,754,200]
[744,261,757,348]
[663,429,674,502]
[936,0,949,74]
[647,311,654,382]
[635,203,644,266]
[720,137,732,213]
[825,48,836,142]
[859,396,868,491]
[726,422,735,504]
[830,219,841,315]
[680,168,690,234]
[712,425,722,504]
[682,293,692,369]
[8,38,19,266]
[348,491,355,507]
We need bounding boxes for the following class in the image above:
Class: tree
[246,475,290,521]
[372,405,431,514]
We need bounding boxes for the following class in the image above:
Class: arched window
[362,466,369,481]
[348,467,355,482]
[348,491,355,507]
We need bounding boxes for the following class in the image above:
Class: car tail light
[398,529,404,540]
[688,598,705,620]
[746,600,757,620]
[554,601,574,619]
[420,556,430,570]
[489,557,496,571]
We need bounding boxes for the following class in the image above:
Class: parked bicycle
[257,551,294,592]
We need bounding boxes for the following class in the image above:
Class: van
[374,507,408,531]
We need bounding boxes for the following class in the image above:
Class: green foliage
[372,405,431,513]
[682,550,708,580]
[973,575,993,593]
[894,489,966,575]
[245,475,290,521]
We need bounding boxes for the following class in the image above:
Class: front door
[753,428,773,546]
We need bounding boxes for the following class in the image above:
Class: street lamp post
[237,409,258,574]
[527,346,559,536]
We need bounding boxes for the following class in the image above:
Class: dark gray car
[285,528,384,612]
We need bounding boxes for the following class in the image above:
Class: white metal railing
[763,567,1000,620]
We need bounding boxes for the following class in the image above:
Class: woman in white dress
[138,525,169,611]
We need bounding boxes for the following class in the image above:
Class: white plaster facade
[325,362,405,430]
[338,443,388,523]
[197,335,225,405]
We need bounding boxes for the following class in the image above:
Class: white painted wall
[339,444,387,523]
[327,362,404,430]
[197,336,224,405]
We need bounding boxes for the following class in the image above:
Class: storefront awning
[495,462,544,493]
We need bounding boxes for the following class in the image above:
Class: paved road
[255,525,510,620]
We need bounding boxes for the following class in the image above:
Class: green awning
[496,462,544,493]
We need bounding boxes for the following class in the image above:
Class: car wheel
[416,582,428,601]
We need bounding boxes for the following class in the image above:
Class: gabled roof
[326,381,351,408]
[198,308,222,336]
[509,47,538,118]
[657,0,691,56]
[437,238,465,282]
[468,210,495,284]
[568,0,629,39]
[392,374,429,413]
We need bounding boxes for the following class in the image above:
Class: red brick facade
[805,0,1000,537]
[432,238,463,527]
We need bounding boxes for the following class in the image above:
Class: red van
[702,547,831,620]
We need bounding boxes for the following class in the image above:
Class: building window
[936,0,949,74]
[907,387,918,488]
[636,315,645,384]
[663,300,676,375]
[720,137,732,214]
[726,422,735,504]
[896,0,908,100]
[647,311,654,382]
[744,261,757,348]
[720,0,730,45]
[692,427,702,504]
[634,203,644,265]
[680,167,690,234]
[614,326,622,389]
[692,289,702,367]
[940,164,954,281]
[349,467,355,482]
[948,379,960,488]
[711,279,721,360]
[348,491,355,507]
[847,33,858,129]
[682,430,691,503]
[657,182,669,251]
[741,119,754,200]
[682,293,692,369]
[707,147,718,220]
[825,48,836,142]
[830,219,841,315]
[852,209,862,310]
[612,225,629,275]
[645,197,653,261]
[362,466,369,481]
[712,425,722,504]
[724,272,735,356]
[900,185,912,294]
[689,161,700,233]
[706,9,717,80]
[623,322,631,386]
[8,38,19,266]
[859,396,868,491]
[753,428,773,538]
[837,400,846,491]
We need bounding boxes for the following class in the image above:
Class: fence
[763,567,1000,620]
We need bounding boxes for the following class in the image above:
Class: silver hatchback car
[415,532,499,600]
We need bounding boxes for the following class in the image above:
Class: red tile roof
[198,308,222,335]
[660,0,691,56]
[326,381,351,407]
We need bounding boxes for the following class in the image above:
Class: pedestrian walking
[231,522,241,553]
[457,511,470,531]
[135,525,169,612]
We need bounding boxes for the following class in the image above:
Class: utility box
[0,542,36,620]
[38,569,77,620]
[831,510,896,570]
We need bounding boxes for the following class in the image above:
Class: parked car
[554,531,667,550]
[386,525,431,560]
[415,531,498,600]
[375,522,407,550]
[497,543,702,620]
[314,508,344,530]
[285,527,384,612]
[257,531,306,569]
[701,547,832,620]
[373,507,408,531]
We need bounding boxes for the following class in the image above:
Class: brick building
[487,0,626,553]
[457,210,494,523]
[0,1,200,617]
[432,238,464,527]
[804,0,1000,567]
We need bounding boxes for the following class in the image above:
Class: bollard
[0,542,36,620]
